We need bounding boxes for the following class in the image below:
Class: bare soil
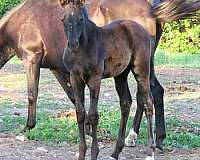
[0,139,200,160]
[0,63,200,160]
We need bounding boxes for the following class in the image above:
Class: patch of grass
[1,115,26,132]
[0,73,26,89]
[164,117,200,148]
[8,56,22,65]
[155,50,200,68]
[1,108,199,148]
[0,98,26,108]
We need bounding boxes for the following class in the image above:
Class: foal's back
[99,20,151,78]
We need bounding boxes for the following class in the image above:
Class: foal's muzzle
[68,40,80,51]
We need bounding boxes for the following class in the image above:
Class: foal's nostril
[76,41,79,48]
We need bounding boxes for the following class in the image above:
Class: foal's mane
[0,0,28,29]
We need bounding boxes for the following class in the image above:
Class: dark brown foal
[61,0,155,159]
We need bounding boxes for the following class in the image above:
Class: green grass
[9,56,22,65]
[1,108,199,148]
[155,50,200,68]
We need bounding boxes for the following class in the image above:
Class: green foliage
[159,19,200,54]
[0,0,22,17]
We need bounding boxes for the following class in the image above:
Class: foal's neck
[78,16,98,51]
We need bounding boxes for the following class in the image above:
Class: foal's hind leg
[111,69,132,159]
[125,84,143,147]
[131,48,155,159]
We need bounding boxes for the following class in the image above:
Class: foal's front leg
[70,74,87,160]
[87,76,101,160]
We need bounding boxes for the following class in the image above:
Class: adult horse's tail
[151,0,200,22]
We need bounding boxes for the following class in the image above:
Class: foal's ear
[59,0,67,7]
[76,0,85,7]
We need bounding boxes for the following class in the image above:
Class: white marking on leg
[67,82,71,87]
[145,153,155,160]
[125,128,137,147]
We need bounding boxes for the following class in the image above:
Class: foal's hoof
[145,155,155,160]
[85,125,92,136]
[99,156,115,160]
[125,129,137,147]
[125,138,136,147]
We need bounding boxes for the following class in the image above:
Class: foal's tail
[151,0,200,22]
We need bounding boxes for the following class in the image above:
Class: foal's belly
[103,46,132,78]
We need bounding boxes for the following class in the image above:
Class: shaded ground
[0,62,200,159]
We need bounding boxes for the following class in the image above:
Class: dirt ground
[0,63,200,160]
[0,138,200,160]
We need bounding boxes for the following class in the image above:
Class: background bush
[159,19,200,54]
[0,0,199,54]
[0,0,22,17]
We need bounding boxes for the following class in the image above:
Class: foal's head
[61,0,88,51]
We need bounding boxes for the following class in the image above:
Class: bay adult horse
[61,1,155,159]
[0,0,102,131]
[90,0,200,150]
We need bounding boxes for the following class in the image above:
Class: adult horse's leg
[51,70,92,135]
[51,69,75,104]
[87,76,101,160]
[150,24,166,150]
[22,52,43,131]
[71,75,87,160]
[150,68,165,150]
[111,68,132,160]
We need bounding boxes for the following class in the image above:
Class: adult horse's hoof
[110,152,119,160]
[21,126,30,133]
[21,123,35,133]
[156,138,164,151]
[125,129,137,147]
[156,144,164,152]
